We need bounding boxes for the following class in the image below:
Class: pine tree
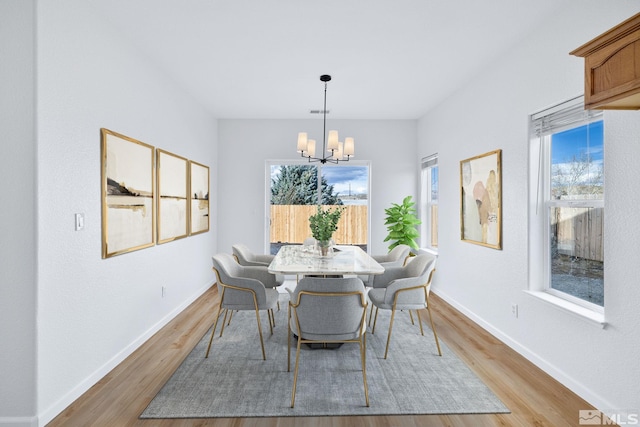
[271,165,343,205]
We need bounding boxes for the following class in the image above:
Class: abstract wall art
[156,149,189,244]
[189,161,210,235]
[460,149,502,249]
[101,128,156,258]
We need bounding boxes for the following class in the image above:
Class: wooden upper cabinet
[571,13,640,110]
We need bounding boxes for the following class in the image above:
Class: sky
[551,120,603,165]
[322,165,369,196]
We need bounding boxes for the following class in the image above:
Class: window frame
[420,154,438,252]
[529,96,605,319]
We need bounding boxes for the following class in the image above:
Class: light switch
[75,213,85,231]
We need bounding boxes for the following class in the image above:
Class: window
[420,155,438,250]
[267,161,370,254]
[530,96,604,312]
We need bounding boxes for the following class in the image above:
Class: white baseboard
[432,288,616,413]
[37,281,214,427]
[0,417,37,427]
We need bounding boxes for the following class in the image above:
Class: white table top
[268,244,384,276]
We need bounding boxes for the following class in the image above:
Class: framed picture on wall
[189,160,210,235]
[460,149,502,249]
[156,149,189,244]
[101,128,156,258]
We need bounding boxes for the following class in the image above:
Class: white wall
[34,1,217,425]
[217,119,417,256]
[418,1,640,412]
[0,1,37,426]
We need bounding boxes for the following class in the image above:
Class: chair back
[387,255,437,308]
[231,244,253,265]
[212,253,267,308]
[290,277,367,341]
[375,244,412,266]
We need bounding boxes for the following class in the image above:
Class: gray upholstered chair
[358,244,412,286]
[232,244,275,267]
[372,244,412,266]
[205,253,280,360]
[368,253,442,359]
[287,277,369,408]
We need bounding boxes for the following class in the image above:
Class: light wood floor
[47,285,595,427]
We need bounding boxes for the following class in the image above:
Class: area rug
[141,293,509,418]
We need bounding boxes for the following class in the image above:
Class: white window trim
[528,96,605,325]
[420,154,438,252]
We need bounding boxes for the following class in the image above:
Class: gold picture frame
[101,128,156,258]
[156,149,189,244]
[460,149,502,249]
[189,160,210,235]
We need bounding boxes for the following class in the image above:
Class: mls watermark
[579,410,639,425]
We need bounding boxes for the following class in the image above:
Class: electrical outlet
[162,286,167,298]
[511,304,518,318]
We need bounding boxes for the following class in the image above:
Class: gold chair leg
[287,307,291,372]
[408,309,415,325]
[416,309,425,336]
[291,337,303,408]
[383,307,397,359]
[226,310,234,326]
[219,309,230,337]
[267,309,274,336]
[361,334,370,407]
[205,300,224,358]
[426,303,442,356]
[254,306,267,360]
[371,306,379,334]
[368,303,374,327]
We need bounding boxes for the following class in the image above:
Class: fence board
[270,205,368,245]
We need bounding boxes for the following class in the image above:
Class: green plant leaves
[309,205,345,242]
[383,195,421,250]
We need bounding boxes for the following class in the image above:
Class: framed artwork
[101,128,155,258]
[156,149,189,244]
[460,149,502,249]
[189,160,210,235]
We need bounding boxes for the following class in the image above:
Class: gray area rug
[141,293,509,418]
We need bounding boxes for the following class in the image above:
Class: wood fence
[270,205,368,245]
[553,207,604,262]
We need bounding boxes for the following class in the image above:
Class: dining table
[267,244,385,277]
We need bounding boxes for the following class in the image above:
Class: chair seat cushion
[368,288,426,310]
[223,288,279,311]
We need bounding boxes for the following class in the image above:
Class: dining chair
[232,243,275,267]
[206,253,279,360]
[287,277,369,408]
[368,253,442,359]
[358,244,412,286]
[372,244,412,266]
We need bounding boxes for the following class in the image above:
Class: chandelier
[296,75,354,164]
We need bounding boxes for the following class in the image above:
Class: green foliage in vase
[309,205,345,242]
[383,196,421,251]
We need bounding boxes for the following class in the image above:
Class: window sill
[524,290,607,328]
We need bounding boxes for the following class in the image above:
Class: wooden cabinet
[571,13,640,110]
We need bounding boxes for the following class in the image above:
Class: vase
[316,240,332,257]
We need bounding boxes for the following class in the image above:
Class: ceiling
[86,0,572,120]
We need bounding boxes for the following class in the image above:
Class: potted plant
[309,205,345,256]
[383,196,421,252]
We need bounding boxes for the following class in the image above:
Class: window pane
[322,165,369,250]
[550,121,603,200]
[549,206,604,306]
[431,166,439,202]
